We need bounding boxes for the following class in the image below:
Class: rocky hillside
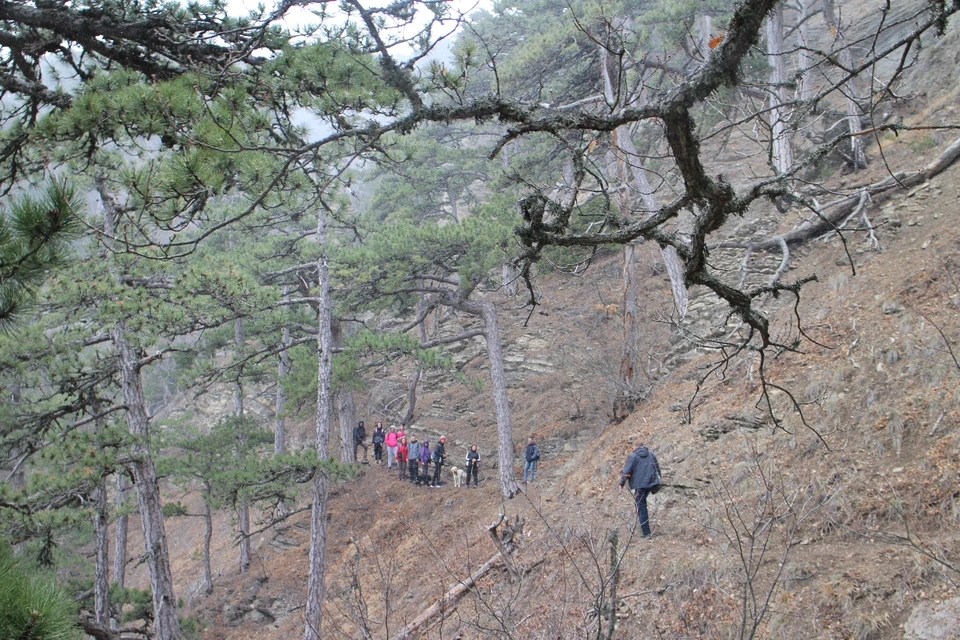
[115,13,960,640]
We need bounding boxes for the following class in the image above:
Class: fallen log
[717,133,960,252]
[393,553,504,640]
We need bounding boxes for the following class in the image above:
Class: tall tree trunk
[823,0,866,169]
[304,207,334,640]
[113,474,130,591]
[617,240,639,418]
[767,3,795,175]
[336,387,357,465]
[97,177,141,631]
[202,488,213,595]
[600,44,690,307]
[6,385,25,492]
[275,288,291,516]
[111,325,181,640]
[401,296,430,426]
[501,263,519,298]
[599,43,686,418]
[401,370,421,426]
[698,13,713,60]
[91,397,111,626]
[94,477,110,626]
[796,0,817,103]
[447,182,459,221]
[455,297,519,500]
[331,317,356,464]
[234,318,251,575]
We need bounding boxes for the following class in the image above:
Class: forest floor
[116,131,960,639]
[114,20,960,640]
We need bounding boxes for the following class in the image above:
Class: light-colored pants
[387,445,398,467]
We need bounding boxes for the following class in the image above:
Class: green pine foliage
[0,181,81,328]
[0,543,80,640]
[163,414,352,512]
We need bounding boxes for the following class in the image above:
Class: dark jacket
[432,441,446,463]
[372,428,386,445]
[466,449,480,467]
[524,442,540,462]
[353,424,367,445]
[620,446,661,490]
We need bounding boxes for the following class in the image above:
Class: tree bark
[304,206,334,640]
[275,288,291,516]
[336,387,356,464]
[795,0,817,103]
[393,554,504,640]
[331,317,357,464]
[202,491,213,595]
[6,386,25,492]
[94,477,110,626]
[401,296,431,426]
[718,133,960,252]
[766,3,795,175]
[599,42,684,417]
[501,262,519,297]
[234,318,251,575]
[111,325,181,640]
[698,14,713,60]
[401,370,421,426]
[112,474,130,590]
[454,296,519,499]
[99,178,130,617]
[823,0,866,169]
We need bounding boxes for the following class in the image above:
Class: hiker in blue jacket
[619,444,661,537]
[418,439,432,480]
[522,437,539,482]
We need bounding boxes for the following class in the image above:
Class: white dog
[450,466,466,488]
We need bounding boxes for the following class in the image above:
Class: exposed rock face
[698,411,769,441]
[904,597,960,639]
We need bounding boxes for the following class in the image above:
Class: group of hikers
[352,418,661,536]
[351,420,483,488]
[351,421,543,489]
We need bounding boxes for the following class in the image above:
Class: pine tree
[0,542,79,640]
[0,181,81,328]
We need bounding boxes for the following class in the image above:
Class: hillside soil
[113,17,960,640]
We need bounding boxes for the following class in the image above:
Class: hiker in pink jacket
[385,426,399,468]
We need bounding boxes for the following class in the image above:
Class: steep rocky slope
[114,14,960,640]
[120,148,959,639]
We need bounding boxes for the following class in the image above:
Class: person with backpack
[418,439,431,482]
[465,444,480,488]
[523,437,540,482]
[371,423,386,465]
[431,436,447,487]
[352,420,368,463]
[385,426,399,469]
[619,443,662,538]
[407,436,421,484]
[396,436,409,480]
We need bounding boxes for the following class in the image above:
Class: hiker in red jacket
[396,436,409,481]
